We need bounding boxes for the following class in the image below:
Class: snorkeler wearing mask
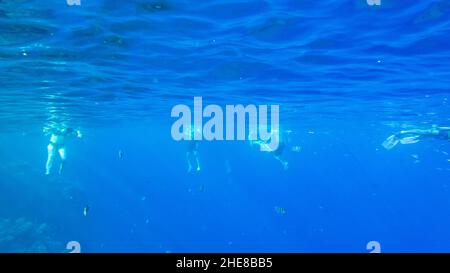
[45,126,82,175]
[185,124,201,173]
[382,125,450,150]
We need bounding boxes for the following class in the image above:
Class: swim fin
[382,135,399,150]
[399,136,420,145]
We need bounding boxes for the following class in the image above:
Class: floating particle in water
[199,185,205,192]
[291,146,302,152]
[225,160,232,174]
[414,160,420,164]
[141,196,146,201]
[308,131,315,134]
[138,2,170,13]
[274,206,286,215]
[118,150,123,160]
[314,227,325,233]
[145,219,150,224]
[411,154,419,159]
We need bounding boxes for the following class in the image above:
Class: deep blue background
[0,0,449,252]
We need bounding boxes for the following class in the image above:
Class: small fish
[275,206,286,215]
[83,205,90,217]
[118,150,123,160]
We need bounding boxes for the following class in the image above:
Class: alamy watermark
[171,97,280,152]
[66,241,81,253]
[66,0,81,6]
[367,0,381,6]
[366,241,381,253]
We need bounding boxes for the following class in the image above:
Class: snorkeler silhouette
[382,125,450,150]
[186,127,201,173]
[44,126,82,175]
[249,129,300,170]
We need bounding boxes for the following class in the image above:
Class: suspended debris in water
[138,1,170,13]
[291,146,302,152]
[199,185,205,192]
[118,150,123,160]
[225,160,232,174]
[274,206,286,215]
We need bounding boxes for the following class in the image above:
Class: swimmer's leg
[46,144,55,175]
[186,151,193,173]
[194,151,200,172]
[58,147,67,175]
[275,155,289,170]
[399,135,420,145]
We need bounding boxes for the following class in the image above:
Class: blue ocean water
[0,0,450,253]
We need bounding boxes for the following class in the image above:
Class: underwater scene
[0,0,450,253]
